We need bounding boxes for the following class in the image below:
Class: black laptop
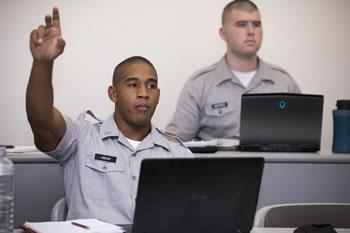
[131,157,264,233]
[239,93,324,152]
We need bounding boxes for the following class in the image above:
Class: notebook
[21,219,124,233]
[131,157,264,233]
[239,93,324,152]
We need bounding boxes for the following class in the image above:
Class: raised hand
[30,7,66,61]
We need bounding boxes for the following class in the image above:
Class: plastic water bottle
[0,147,14,233]
[332,100,350,153]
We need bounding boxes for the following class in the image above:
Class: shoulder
[189,62,219,82]
[64,115,102,138]
[260,60,300,92]
[263,61,292,78]
[156,128,194,157]
[156,128,186,146]
[182,62,220,95]
[156,129,193,157]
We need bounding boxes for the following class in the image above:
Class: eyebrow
[124,77,158,83]
[235,20,261,24]
[124,77,139,82]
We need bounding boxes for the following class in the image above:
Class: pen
[0,145,15,149]
[71,221,90,230]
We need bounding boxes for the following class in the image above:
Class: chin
[242,50,259,58]
[133,118,152,128]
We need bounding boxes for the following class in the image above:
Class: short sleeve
[46,116,78,162]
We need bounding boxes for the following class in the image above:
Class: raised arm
[26,7,66,151]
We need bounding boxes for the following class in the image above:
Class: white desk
[194,150,350,163]
[9,150,350,228]
[10,149,350,163]
[9,149,350,163]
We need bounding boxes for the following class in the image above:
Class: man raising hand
[26,7,192,224]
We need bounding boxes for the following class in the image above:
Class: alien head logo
[279,100,286,110]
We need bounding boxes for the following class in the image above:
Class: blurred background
[1,0,349,150]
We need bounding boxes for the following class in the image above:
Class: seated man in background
[26,7,192,224]
[166,0,300,141]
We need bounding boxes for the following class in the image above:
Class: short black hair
[222,0,259,25]
[112,56,157,86]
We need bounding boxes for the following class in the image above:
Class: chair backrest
[254,203,350,228]
[50,197,68,221]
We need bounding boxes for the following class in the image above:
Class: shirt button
[132,176,136,181]
[102,165,107,170]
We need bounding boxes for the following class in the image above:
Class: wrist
[32,59,54,67]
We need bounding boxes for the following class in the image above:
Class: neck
[226,52,258,72]
[113,113,151,141]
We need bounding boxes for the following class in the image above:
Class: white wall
[1,0,349,150]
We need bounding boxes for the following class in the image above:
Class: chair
[254,203,350,228]
[50,197,68,221]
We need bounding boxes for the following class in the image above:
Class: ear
[219,27,227,42]
[108,85,118,103]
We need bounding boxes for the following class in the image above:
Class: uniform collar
[100,114,170,151]
[216,55,275,86]
[216,56,237,85]
[137,127,170,152]
[254,58,275,83]
[100,114,122,139]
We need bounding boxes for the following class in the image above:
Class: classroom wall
[1,0,350,150]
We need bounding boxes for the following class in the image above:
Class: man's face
[220,9,263,58]
[111,62,160,129]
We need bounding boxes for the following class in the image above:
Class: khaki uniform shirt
[166,56,301,141]
[46,114,192,224]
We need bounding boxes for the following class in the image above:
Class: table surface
[8,150,350,163]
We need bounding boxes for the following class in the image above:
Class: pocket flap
[205,101,234,117]
[86,154,125,172]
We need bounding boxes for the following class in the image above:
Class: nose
[247,23,254,35]
[137,84,149,99]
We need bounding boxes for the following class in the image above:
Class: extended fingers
[52,7,61,29]
[45,15,52,27]
[30,7,62,48]
[44,7,60,30]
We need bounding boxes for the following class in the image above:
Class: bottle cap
[336,100,350,110]
[0,147,6,156]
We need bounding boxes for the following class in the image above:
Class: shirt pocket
[83,153,126,201]
[205,101,234,117]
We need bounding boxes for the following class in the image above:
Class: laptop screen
[132,157,264,233]
[239,93,323,152]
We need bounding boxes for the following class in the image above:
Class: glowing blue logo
[279,100,286,109]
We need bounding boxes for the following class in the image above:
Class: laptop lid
[132,157,264,233]
[239,93,324,152]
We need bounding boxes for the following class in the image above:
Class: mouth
[135,104,149,112]
[244,40,256,44]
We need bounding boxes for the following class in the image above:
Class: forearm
[26,60,66,151]
[26,60,55,126]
